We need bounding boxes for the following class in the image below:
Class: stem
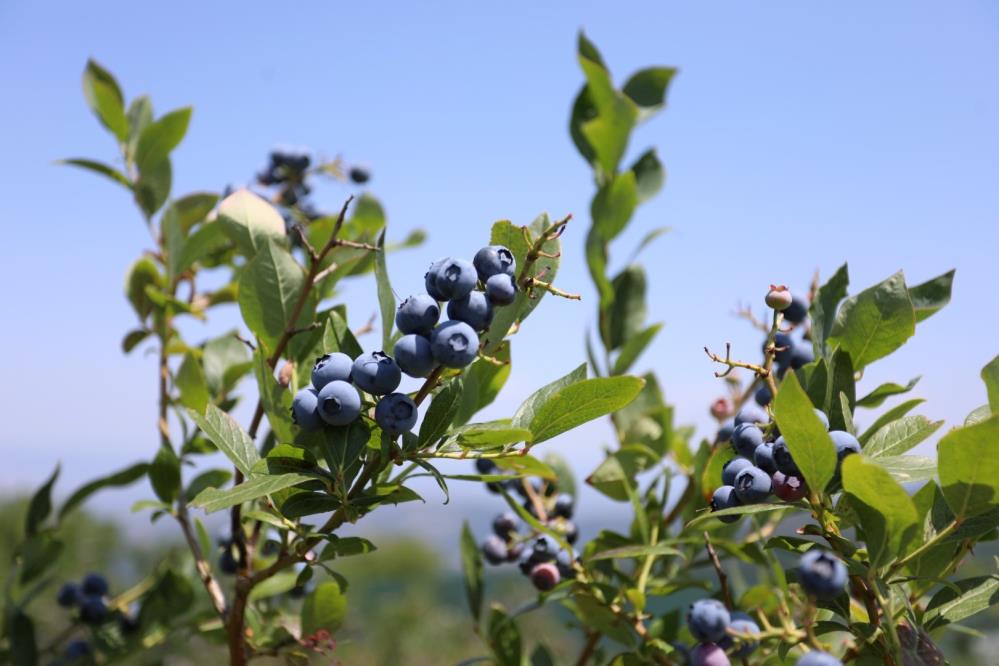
[888,519,959,574]
[413,366,445,406]
[703,532,733,609]
[575,631,601,666]
[175,501,227,619]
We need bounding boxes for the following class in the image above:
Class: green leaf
[513,363,587,428]
[125,94,153,161]
[966,404,991,426]
[150,445,181,503]
[591,171,638,243]
[134,156,172,217]
[135,107,191,173]
[453,421,532,448]
[322,420,371,475]
[418,377,463,448]
[6,610,38,666]
[841,455,918,568]
[612,324,662,377]
[828,271,916,371]
[588,542,681,561]
[938,415,999,518]
[864,415,943,458]
[908,269,955,323]
[217,189,287,257]
[605,265,647,351]
[686,503,793,528]
[373,230,395,351]
[982,354,999,414]
[202,332,251,395]
[253,349,295,443]
[413,459,450,504]
[629,149,665,204]
[121,328,151,353]
[58,158,131,189]
[809,263,849,359]
[252,444,322,477]
[25,466,59,536]
[249,571,298,601]
[859,398,926,445]
[280,493,340,519]
[576,34,638,175]
[460,521,484,622]
[59,462,148,520]
[454,343,511,427]
[321,310,364,360]
[238,239,315,354]
[184,469,233,502]
[82,59,127,141]
[586,446,658,502]
[175,220,230,275]
[856,376,921,408]
[925,575,999,630]
[188,404,260,476]
[125,256,164,320]
[139,568,195,628]
[175,352,209,413]
[161,192,219,279]
[874,455,937,484]
[487,605,523,666]
[492,454,557,481]
[190,473,311,513]
[622,67,677,121]
[527,376,644,445]
[825,348,855,431]
[19,532,63,584]
[773,372,837,493]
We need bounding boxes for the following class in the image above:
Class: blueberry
[374,393,418,435]
[485,273,517,306]
[119,613,141,634]
[219,549,238,574]
[531,535,559,561]
[553,493,574,519]
[770,332,793,366]
[430,320,480,368]
[473,245,516,282]
[291,387,323,431]
[393,334,436,378]
[351,351,402,395]
[734,466,772,503]
[430,257,477,301]
[81,573,109,597]
[773,471,807,502]
[481,535,508,565]
[395,294,440,336]
[830,430,861,472]
[815,408,830,430]
[507,540,525,562]
[783,294,809,324]
[710,486,741,523]
[475,458,497,475]
[797,652,843,666]
[765,286,793,311]
[755,385,772,406]
[530,562,560,591]
[57,582,81,608]
[732,424,764,458]
[772,436,800,475]
[316,380,362,425]
[721,457,753,486]
[799,550,848,598]
[686,598,731,642]
[734,404,768,427]
[348,166,370,184]
[79,596,107,624]
[790,342,814,369]
[311,352,353,389]
[447,291,494,331]
[754,443,778,474]
[689,642,730,666]
[561,520,579,545]
[556,548,576,578]
[424,259,449,301]
[718,611,760,657]
[492,512,520,541]
[715,419,735,444]
[63,639,90,660]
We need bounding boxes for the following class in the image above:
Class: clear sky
[1,1,997,540]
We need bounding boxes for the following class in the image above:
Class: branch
[704,343,767,379]
[703,532,733,610]
[176,501,227,619]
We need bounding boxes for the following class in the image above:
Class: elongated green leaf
[82,59,127,141]
[828,271,915,370]
[184,469,232,502]
[982,354,999,414]
[125,256,164,319]
[175,352,209,413]
[629,149,665,203]
[591,171,638,243]
[492,455,556,481]
[25,466,59,536]
[7,610,38,666]
[528,376,644,444]
[253,349,295,443]
[136,107,191,173]
[856,376,921,408]
[576,34,638,175]
[59,462,149,520]
[909,269,955,323]
[925,575,999,630]
[810,263,849,359]
[175,220,229,275]
[859,398,926,445]
[190,473,311,513]
[321,309,364,360]
[121,328,151,353]
[512,363,587,428]
[605,265,647,351]
[454,343,511,426]
[588,542,681,561]
[460,521,483,622]
[150,445,181,503]
[217,189,287,257]
[413,459,450,504]
[686,503,792,528]
[373,230,394,351]
[612,323,662,376]
[938,416,999,518]
[453,421,533,448]
[966,404,991,426]
[487,605,523,666]
[418,378,463,448]
[622,67,677,121]
[139,568,195,627]
[773,372,837,493]
[58,158,131,189]
[864,415,943,458]
[826,348,855,430]
[238,239,315,353]
[188,404,260,476]
[280,493,341,518]
[134,156,172,217]
[125,95,153,160]
[874,455,937,484]
[301,581,348,636]
[322,420,371,475]
[842,455,918,568]
[202,332,252,395]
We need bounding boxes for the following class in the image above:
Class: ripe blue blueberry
[447,291,494,331]
[686,598,731,642]
[492,512,520,541]
[430,320,480,368]
[311,352,352,389]
[755,385,772,406]
[790,342,815,369]
[475,458,497,475]
[507,540,525,563]
[690,642,730,666]
[473,245,516,282]
[219,549,238,574]
[395,294,440,336]
[352,351,402,395]
[711,485,741,523]
[481,535,508,565]
[772,436,800,475]
[734,403,769,427]
[556,548,576,579]
[561,520,579,545]
[374,393,418,435]
[64,639,91,660]
[316,380,362,426]
[485,273,517,305]
[79,595,108,624]
[715,419,735,444]
[830,430,861,471]
[425,258,449,301]
[531,535,559,561]
[553,493,574,519]
[718,611,760,657]
[783,293,809,324]
[734,466,772,503]
[797,652,843,666]
[81,573,109,597]
[291,387,322,431]
[57,582,81,608]
[732,423,764,458]
[754,443,778,474]
[430,257,477,301]
[770,332,794,367]
[799,549,848,598]
[530,561,560,591]
[721,457,753,486]
[349,166,370,184]
[393,334,436,378]
[815,408,830,430]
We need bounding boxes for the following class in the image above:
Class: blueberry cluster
[54,573,139,662]
[684,598,761,664]
[256,149,314,207]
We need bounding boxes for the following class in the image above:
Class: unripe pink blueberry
[530,562,560,591]
[772,471,808,502]
[690,642,730,666]
[765,284,793,311]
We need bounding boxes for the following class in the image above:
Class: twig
[704,343,768,379]
[734,303,771,333]
[575,631,601,666]
[413,366,445,406]
[704,531,733,610]
[176,501,228,619]
[232,332,256,351]
[352,312,378,337]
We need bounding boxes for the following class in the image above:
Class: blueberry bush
[3,35,998,666]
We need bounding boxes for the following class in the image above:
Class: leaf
[121,328,151,353]
[139,568,195,627]
[622,67,677,121]
[190,473,311,513]
[453,422,533,448]
[249,571,298,602]
[859,398,926,445]
[588,542,681,561]
[809,263,849,359]
[874,455,937,484]
[605,264,647,350]
[413,459,450,504]
[454,343,511,426]
[134,157,172,217]
[59,462,148,520]
[253,349,295,443]
[982,354,999,414]
[512,363,587,428]
[184,469,233,502]
[58,158,131,189]
[773,372,837,493]
[864,415,943,458]
[217,189,287,257]
[175,220,230,275]
[826,348,855,431]
[373,230,395,351]
[175,352,209,413]
[492,455,557,481]
[418,377,464,448]
[82,58,127,141]
[25,466,59,536]
[19,532,63,584]
[6,610,38,666]
[322,420,371,475]
[586,446,658,502]
[527,376,645,444]
[685,503,793,527]
[460,521,484,622]
[321,309,364,360]
[125,256,163,319]
[188,404,260,476]
[841,455,918,568]
[591,171,638,243]
[612,323,662,375]
[629,149,665,204]
[238,239,315,354]
[909,269,955,323]
[280,493,340,519]
[135,107,191,174]
[576,33,638,175]
[487,606,523,666]
[150,445,181,503]
[203,332,251,395]
[938,415,999,518]
[925,575,999,630]
[966,404,991,426]
[856,376,921,408]
[125,95,153,161]
[161,192,220,279]
[828,271,916,370]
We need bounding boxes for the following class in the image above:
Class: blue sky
[0,1,997,540]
